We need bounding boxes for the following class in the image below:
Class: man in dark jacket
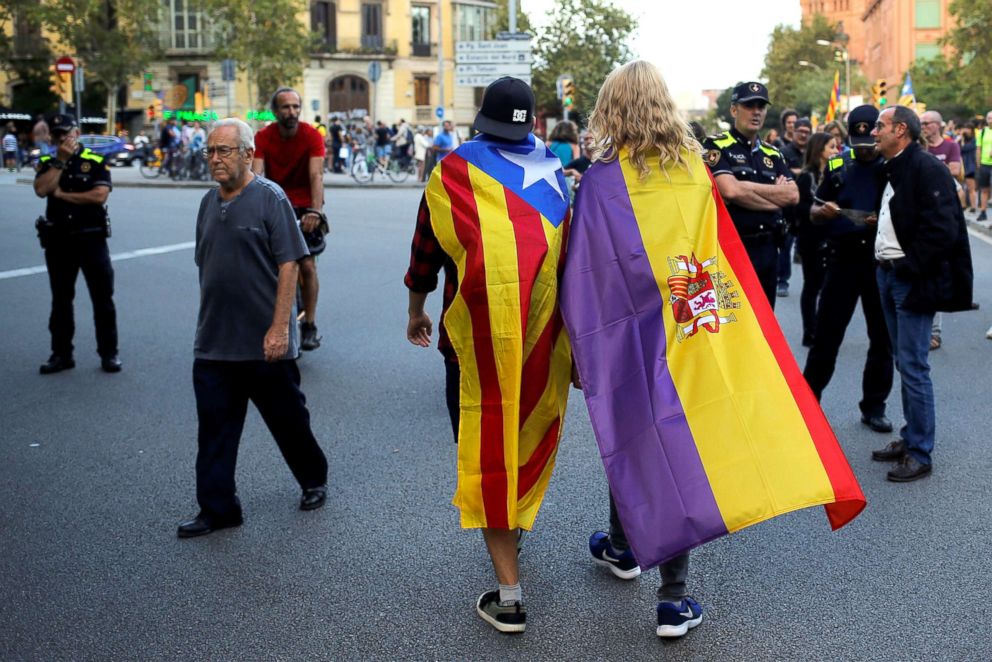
[869,106,973,483]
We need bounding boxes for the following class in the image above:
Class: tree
[906,55,978,121]
[492,0,533,36]
[760,14,865,118]
[0,0,59,114]
[942,0,992,110]
[38,0,162,127]
[204,0,315,107]
[530,0,636,118]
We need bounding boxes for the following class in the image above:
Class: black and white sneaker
[476,590,526,633]
[589,531,641,580]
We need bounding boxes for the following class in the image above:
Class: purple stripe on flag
[560,158,727,569]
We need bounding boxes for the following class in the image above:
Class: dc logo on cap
[512,109,527,123]
[749,83,761,93]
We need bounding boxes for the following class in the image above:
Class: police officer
[802,105,893,432]
[703,82,798,308]
[33,113,121,374]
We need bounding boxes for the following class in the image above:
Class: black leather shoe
[300,486,327,511]
[101,356,122,373]
[871,439,906,462]
[176,512,243,538]
[861,414,893,433]
[40,355,75,375]
[887,456,932,482]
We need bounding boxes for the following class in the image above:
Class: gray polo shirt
[194,176,308,361]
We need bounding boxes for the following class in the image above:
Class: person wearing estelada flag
[560,60,866,640]
[403,77,571,635]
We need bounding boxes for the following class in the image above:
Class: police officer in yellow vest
[975,110,992,221]
[703,82,798,308]
[33,114,121,374]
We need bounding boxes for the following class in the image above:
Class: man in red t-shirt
[252,87,327,351]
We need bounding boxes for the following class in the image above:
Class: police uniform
[35,114,118,371]
[702,83,793,308]
[802,105,893,428]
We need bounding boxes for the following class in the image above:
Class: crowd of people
[24,62,987,644]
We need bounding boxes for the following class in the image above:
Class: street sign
[455,41,532,87]
[435,106,444,119]
[496,31,533,41]
[368,61,382,83]
[221,59,236,82]
[311,99,319,111]
[55,56,75,74]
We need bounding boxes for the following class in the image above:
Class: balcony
[412,42,432,57]
[13,34,46,57]
[313,36,398,56]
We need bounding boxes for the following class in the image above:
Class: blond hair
[587,60,701,179]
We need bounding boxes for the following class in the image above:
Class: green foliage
[0,0,58,114]
[530,0,636,118]
[37,0,162,92]
[906,55,981,121]
[204,0,315,106]
[942,0,992,109]
[760,14,863,117]
[492,0,533,35]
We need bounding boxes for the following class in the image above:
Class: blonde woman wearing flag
[560,61,865,638]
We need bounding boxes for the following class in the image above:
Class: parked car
[77,134,136,166]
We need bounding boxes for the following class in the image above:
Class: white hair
[210,118,254,151]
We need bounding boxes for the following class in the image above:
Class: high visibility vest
[978,128,992,166]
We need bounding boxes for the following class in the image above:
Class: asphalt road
[2,170,991,661]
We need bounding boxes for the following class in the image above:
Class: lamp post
[817,38,850,113]
[798,60,821,71]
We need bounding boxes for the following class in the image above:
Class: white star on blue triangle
[498,138,566,200]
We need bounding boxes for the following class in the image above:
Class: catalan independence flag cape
[425,134,572,531]
[560,150,866,569]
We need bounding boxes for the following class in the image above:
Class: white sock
[499,583,522,605]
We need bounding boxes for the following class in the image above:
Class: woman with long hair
[795,132,839,346]
[548,119,580,165]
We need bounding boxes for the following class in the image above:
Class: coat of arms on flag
[666,253,740,341]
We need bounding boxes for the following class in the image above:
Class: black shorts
[978,165,992,188]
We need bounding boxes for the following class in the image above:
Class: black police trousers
[802,237,893,417]
[44,233,118,359]
[740,234,778,310]
[797,235,827,344]
[193,358,328,518]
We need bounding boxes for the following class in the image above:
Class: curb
[966,217,992,239]
[15,177,424,190]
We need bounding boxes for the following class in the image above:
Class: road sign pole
[509,0,517,34]
[437,0,445,124]
[74,65,83,126]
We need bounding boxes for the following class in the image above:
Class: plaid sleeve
[404,194,447,293]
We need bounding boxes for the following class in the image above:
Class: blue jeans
[876,268,936,464]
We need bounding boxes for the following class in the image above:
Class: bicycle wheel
[351,157,372,183]
[387,160,409,183]
[139,159,161,179]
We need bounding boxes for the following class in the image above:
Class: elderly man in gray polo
[177,118,329,538]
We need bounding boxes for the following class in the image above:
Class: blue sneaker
[589,531,641,580]
[656,597,703,638]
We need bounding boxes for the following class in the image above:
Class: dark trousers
[445,360,460,443]
[608,492,689,602]
[740,235,778,310]
[193,359,328,518]
[802,238,893,417]
[777,232,794,285]
[797,239,827,343]
[44,234,118,359]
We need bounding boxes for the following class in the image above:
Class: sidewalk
[9,163,426,190]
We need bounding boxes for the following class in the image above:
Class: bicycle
[350,149,414,184]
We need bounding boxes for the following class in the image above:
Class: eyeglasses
[202,145,241,158]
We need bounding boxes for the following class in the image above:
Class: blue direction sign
[368,61,382,83]
[435,106,444,119]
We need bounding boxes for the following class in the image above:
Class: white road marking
[968,227,992,247]
[0,241,195,280]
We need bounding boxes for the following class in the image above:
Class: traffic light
[49,65,71,103]
[562,78,576,108]
[143,72,153,92]
[872,79,888,108]
[147,105,155,122]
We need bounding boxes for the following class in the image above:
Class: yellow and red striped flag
[826,70,841,122]
[425,134,572,531]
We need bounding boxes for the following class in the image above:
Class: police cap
[732,82,770,105]
[847,105,879,146]
[50,113,78,134]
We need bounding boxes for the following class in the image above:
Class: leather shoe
[40,355,75,375]
[300,486,327,511]
[861,413,893,433]
[176,512,243,538]
[871,439,906,462]
[887,456,932,482]
[101,356,122,373]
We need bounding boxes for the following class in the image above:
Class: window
[455,4,494,42]
[915,0,941,29]
[914,42,942,61]
[311,1,336,50]
[412,6,431,57]
[161,0,210,50]
[414,76,431,106]
[361,3,383,50]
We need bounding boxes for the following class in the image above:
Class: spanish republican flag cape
[425,134,572,531]
[560,149,866,569]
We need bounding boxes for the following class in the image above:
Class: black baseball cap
[472,77,535,141]
[732,82,770,105]
[50,113,78,133]
[847,105,879,147]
